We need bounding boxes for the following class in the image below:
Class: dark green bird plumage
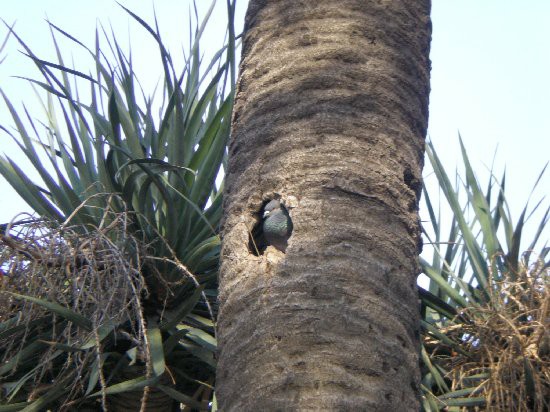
[262,200,293,252]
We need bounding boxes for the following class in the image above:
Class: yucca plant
[418,138,549,411]
[0,1,237,410]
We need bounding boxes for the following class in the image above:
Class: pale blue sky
[1,1,548,251]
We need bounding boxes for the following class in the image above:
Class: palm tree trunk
[217,0,431,410]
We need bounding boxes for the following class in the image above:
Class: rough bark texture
[218,0,431,410]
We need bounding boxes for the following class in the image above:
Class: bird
[262,199,293,252]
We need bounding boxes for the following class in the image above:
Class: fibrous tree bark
[217,0,431,410]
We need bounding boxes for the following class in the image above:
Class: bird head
[263,199,282,218]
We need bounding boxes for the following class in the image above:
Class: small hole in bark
[403,168,414,186]
[248,197,293,254]
[248,199,272,256]
[403,167,422,199]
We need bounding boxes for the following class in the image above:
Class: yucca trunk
[217,0,431,410]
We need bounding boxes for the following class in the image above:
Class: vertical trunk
[218,0,431,410]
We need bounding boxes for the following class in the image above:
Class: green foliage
[419,138,549,411]
[0,1,237,410]
[1,2,233,298]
